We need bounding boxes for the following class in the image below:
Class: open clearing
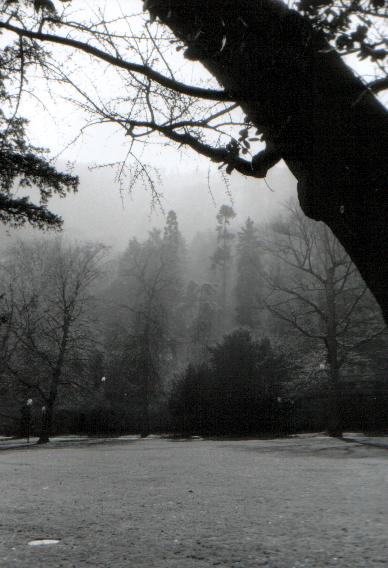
[0,436,387,567]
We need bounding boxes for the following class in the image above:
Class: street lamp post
[100,377,107,433]
[26,399,33,443]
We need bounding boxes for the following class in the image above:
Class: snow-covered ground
[0,437,387,567]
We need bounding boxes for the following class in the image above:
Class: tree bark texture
[146,0,388,322]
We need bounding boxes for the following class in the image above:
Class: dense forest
[1,201,387,442]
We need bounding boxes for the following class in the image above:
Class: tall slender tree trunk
[38,318,70,444]
[325,340,343,437]
[148,0,388,322]
[325,264,343,437]
[218,221,232,336]
[140,374,151,438]
[140,326,151,438]
[220,258,228,336]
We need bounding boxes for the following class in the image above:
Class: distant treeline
[1,202,387,441]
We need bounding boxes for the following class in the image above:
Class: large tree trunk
[38,318,70,444]
[326,348,342,438]
[147,0,388,322]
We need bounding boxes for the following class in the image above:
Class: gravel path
[0,437,387,567]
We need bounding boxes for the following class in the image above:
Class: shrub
[169,330,292,436]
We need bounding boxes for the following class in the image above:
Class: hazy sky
[2,0,382,249]
[18,160,296,250]
[0,0,298,248]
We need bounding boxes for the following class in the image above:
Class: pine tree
[211,205,236,335]
[235,217,263,331]
[161,210,187,360]
[162,211,186,313]
[0,45,78,229]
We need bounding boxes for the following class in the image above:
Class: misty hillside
[0,162,297,251]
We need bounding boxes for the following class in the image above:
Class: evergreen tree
[161,210,186,341]
[163,210,181,257]
[169,329,291,435]
[182,281,218,363]
[211,205,236,335]
[0,44,78,229]
[235,217,263,330]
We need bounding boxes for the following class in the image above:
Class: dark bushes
[169,330,291,436]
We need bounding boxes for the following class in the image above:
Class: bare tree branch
[0,21,231,102]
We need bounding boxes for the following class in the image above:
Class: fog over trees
[1,199,387,440]
[0,0,387,441]
[0,0,387,316]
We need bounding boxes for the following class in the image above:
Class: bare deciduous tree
[262,201,386,435]
[1,238,106,443]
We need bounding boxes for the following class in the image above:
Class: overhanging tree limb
[129,123,280,178]
[144,0,388,323]
[55,66,280,178]
[0,193,63,228]
[368,77,388,93]
[0,21,231,102]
